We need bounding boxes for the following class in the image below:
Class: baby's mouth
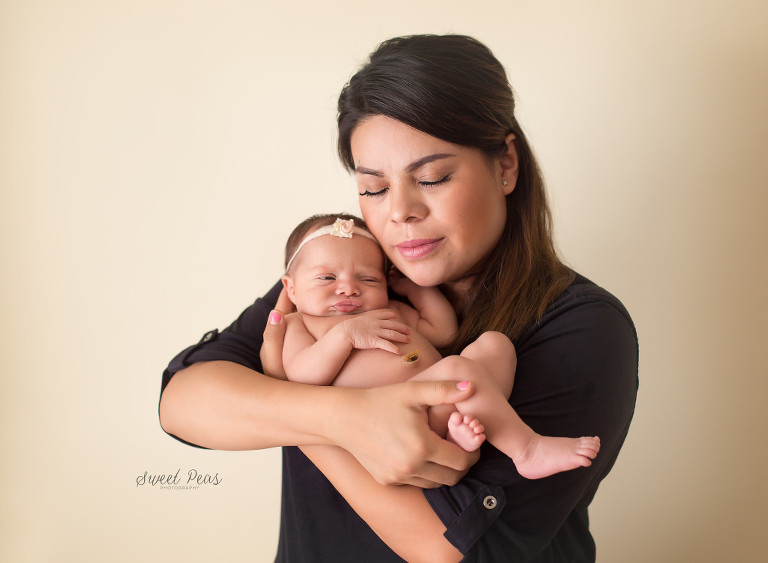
[332,300,362,313]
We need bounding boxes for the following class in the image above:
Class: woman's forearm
[161,363,477,488]
[302,445,463,563]
[159,360,340,450]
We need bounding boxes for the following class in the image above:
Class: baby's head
[282,214,389,316]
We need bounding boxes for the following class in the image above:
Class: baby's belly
[331,332,442,389]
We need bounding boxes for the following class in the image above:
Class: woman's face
[351,116,516,291]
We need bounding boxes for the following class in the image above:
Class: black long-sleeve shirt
[160,273,638,562]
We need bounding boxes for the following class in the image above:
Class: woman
[159,34,638,562]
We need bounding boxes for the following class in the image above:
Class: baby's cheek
[373,290,390,309]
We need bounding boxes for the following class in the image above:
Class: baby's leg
[421,332,601,479]
[413,331,515,452]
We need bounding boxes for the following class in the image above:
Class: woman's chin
[396,268,445,288]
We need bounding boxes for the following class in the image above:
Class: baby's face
[283,234,389,316]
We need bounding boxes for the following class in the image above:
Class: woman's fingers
[405,458,481,488]
[402,380,479,474]
[406,379,475,411]
[260,288,294,379]
[331,381,479,487]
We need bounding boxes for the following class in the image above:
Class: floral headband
[285,218,378,271]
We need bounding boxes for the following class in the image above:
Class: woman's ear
[499,133,519,195]
[281,275,297,304]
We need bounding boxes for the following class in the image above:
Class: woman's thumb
[260,290,291,379]
[410,380,475,408]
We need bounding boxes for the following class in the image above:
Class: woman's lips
[332,300,362,313]
[395,238,443,260]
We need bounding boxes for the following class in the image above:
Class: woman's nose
[389,184,427,223]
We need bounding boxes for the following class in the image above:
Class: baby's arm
[282,311,411,385]
[390,277,458,348]
[282,314,347,385]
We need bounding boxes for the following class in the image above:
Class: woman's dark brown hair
[337,34,574,349]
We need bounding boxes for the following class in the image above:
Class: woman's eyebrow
[406,153,455,173]
[354,153,456,176]
[354,166,383,177]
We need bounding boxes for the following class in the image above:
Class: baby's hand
[343,310,410,353]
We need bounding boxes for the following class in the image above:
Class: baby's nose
[336,280,360,296]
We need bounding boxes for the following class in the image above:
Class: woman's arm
[160,360,336,450]
[301,444,464,563]
[161,362,476,484]
[159,283,478,485]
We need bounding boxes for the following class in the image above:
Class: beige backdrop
[2,1,766,561]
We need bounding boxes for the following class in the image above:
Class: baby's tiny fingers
[375,338,401,354]
[373,309,397,319]
[380,328,410,343]
[380,320,410,334]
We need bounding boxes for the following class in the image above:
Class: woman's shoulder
[554,272,632,319]
[546,271,633,329]
[516,271,637,352]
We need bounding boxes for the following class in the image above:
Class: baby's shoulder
[289,312,347,339]
[388,300,419,326]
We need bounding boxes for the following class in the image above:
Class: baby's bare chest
[333,325,442,388]
[301,312,442,388]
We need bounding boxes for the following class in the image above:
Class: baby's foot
[446,412,486,452]
[514,435,601,480]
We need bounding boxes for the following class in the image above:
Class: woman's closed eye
[359,174,450,197]
[418,174,451,187]
[359,187,388,197]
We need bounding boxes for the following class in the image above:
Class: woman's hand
[261,288,478,487]
[327,381,480,488]
[260,288,295,380]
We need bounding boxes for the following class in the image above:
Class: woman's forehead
[350,116,456,166]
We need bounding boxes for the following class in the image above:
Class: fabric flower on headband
[331,218,355,238]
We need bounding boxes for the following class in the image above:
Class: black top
[160,273,638,562]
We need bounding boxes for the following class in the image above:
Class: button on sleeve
[425,484,506,556]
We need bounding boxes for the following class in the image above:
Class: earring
[502,180,508,186]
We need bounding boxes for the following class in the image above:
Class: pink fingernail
[457,381,469,390]
[269,311,282,325]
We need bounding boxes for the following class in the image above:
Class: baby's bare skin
[298,307,602,474]
[281,222,600,478]
[300,302,441,387]
[299,303,484,449]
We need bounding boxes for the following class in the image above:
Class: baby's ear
[281,275,297,304]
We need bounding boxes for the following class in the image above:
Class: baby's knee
[439,355,481,383]
[472,331,516,363]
